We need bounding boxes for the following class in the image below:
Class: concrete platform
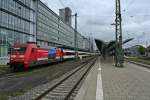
[75,57,103,100]
[75,57,150,100]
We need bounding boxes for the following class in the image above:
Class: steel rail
[35,57,97,100]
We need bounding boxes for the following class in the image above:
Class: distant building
[0,0,92,65]
[146,46,150,57]
[0,0,37,64]
[59,7,72,26]
[125,45,141,56]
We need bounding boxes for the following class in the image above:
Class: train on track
[9,42,94,71]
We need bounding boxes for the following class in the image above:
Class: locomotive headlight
[11,55,16,58]
[19,55,24,58]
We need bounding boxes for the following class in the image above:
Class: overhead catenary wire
[122,0,135,13]
[79,13,150,17]
[67,0,77,13]
[42,0,61,12]
[122,0,150,19]
[58,0,65,8]
[57,0,77,13]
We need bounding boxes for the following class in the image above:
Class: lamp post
[110,23,117,64]
[111,0,124,67]
[115,0,124,67]
[71,13,78,59]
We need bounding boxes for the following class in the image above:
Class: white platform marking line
[96,59,103,100]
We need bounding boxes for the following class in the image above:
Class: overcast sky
[41,0,150,48]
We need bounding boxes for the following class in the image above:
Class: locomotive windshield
[12,47,26,53]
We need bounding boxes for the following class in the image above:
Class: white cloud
[41,0,150,46]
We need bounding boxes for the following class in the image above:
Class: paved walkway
[101,58,150,100]
[75,57,103,100]
[75,56,150,100]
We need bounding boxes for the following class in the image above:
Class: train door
[30,48,37,65]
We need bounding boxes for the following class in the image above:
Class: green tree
[138,46,145,55]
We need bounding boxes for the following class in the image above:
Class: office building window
[26,8,30,20]
[9,15,15,29]
[0,11,1,26]
[0,29,8,57]
[21,6,25,18]
[0,0,36,58]
[9,0,15,13]
[1,12,8,27]
[1,0,8,10]
[25,0,31,7]
[0,0,2,8]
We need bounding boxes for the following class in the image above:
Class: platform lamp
[71,13,78,59]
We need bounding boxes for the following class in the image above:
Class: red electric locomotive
[9,42,92,71]
[10,42,63,71]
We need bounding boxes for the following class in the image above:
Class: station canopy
[95,38,133,56]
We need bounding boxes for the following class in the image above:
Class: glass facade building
[0,0,37,64]
[37,1,90,50]
[0,0,91,64]
[37,1,75,48]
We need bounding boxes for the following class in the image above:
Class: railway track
[0,71,16,79]
[10,56,97,100]
[34,57,97,100]
[0,57,93,81]
[0,59,64,78]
